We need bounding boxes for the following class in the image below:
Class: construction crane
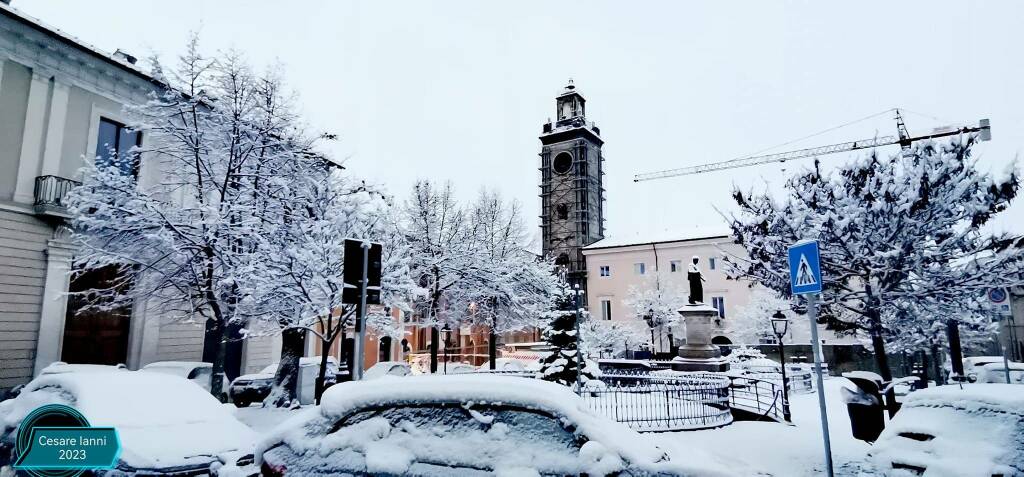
[633,110,992,182]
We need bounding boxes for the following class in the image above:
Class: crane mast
[633,113,991,182]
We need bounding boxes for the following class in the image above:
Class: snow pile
[260,375,737,475]
[869,384,1024,476]
[0,371,256,470]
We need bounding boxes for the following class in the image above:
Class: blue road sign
[789,240,822,295]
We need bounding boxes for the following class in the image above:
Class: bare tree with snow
[622,271,687,352]
[67,38,323,399]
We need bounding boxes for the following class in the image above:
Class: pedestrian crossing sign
[788,240,822,295]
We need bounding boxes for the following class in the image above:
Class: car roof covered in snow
[870,384,1024,476]
[0,370,256,470]
[902,383,1024,412]
[262,375,736,476]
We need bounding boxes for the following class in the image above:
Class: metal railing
[34,175,80,211]
[577,372,733,432]
[726,375,788,422]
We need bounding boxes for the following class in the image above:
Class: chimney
[113,49,137,65]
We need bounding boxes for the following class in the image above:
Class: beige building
[583,230,748,347]
[582,229,859,350]
[0,3,276,395]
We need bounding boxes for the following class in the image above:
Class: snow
[0,371,256,470]
[260,374,739,475]
[868,384,1024,476]
[653,378,870,477]
[583,226,733,250]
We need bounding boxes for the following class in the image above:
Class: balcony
[34,175,80,218]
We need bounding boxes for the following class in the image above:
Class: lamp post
[771,310,792,422]
[643,309,655,355]
[441,324,452,375]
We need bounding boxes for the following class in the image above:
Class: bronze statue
[687,256,706,304]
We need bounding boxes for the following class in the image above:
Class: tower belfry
[539,81,606,293]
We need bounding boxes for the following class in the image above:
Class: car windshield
[326,403,583,473]
[258,364,278,375]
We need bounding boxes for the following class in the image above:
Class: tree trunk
[315,341,331,405]
[947,319,965,379]
[489,328,497,370]
[268,327,305,407]
[430,327,439,374]
[930,343,945,386]
[869,325,897,417]
[919,349,930,388]
[207,319,227,401]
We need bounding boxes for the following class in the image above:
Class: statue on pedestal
[687,256,706,304]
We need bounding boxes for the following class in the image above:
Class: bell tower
[539,80,605,292]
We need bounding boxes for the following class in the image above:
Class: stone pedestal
[672,303,729,372]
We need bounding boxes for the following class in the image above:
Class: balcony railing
[34,175,80,217]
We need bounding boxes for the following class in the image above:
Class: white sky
[17,0,1024,242]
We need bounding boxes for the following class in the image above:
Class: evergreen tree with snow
[538,281,598,387]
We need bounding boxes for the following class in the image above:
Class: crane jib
[633,120,990,182]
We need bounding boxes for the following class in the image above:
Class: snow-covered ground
[654,377,872,476]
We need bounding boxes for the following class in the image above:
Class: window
[711,296,725,318]
[599,265,610,277]
[633,262,646,275]
[670,260,682,272]
[600,300,612,320]
[556,203,569,220]
[709,257,717,270]
[95,118,142,176]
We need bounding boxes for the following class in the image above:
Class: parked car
[257,374,735,476]
[141,361,230,401]
[230,357,340,407]
[976,361,1024,384]
[0,370,256,476]
[476,358,527,372]
[363,361,412,380]
[443,362,477,375]
[868,383,1024,476]
[946,356,1006,382]
[2,362,127,400]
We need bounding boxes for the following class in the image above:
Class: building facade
[582,231,860,350]
[0,4,275,395]
[539,81,605,293]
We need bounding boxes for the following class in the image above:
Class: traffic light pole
[352,242,370,380]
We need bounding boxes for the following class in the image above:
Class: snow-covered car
[0,370,257,476]
[257,375,735,476]
[947,356,1006,382]
[3,362,129,399]
[868,383,1024,476]
[142,361,230,401]
[477,358,527,372]
[443,362,477,374]
[230,357,340,407]
[976,361,1024,384]
[363,361,412,380]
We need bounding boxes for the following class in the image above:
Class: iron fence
[577,372,733,432]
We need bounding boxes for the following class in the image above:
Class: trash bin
[841,371,886,443]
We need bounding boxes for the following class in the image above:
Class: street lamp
[771,310,792,422]
[441,324,452,375]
